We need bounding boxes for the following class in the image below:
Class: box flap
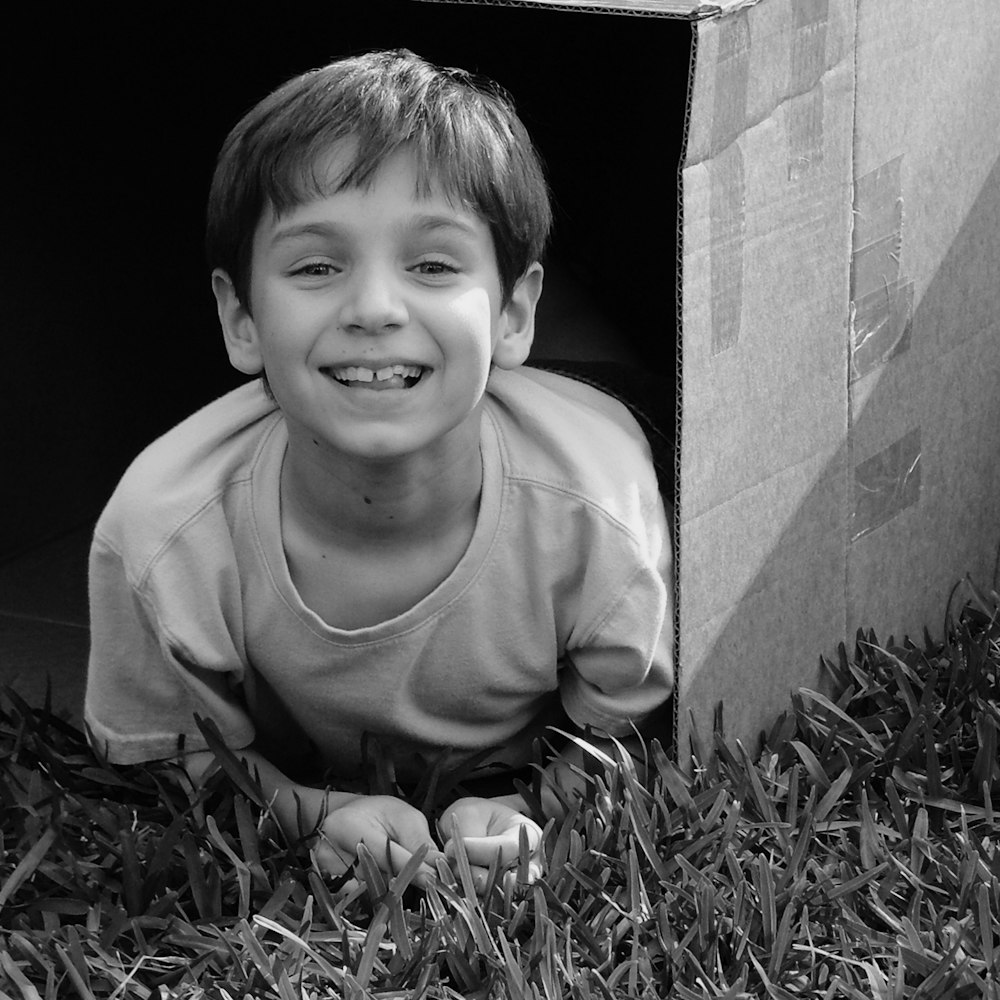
[418,0,765,20]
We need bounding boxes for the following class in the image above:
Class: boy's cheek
[449,284,495,321]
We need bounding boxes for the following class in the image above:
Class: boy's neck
[279,420,484,550]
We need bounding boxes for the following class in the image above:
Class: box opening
[7,0,691,557]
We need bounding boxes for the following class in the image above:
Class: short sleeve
[559,558,674,737]
[84,534,256,765]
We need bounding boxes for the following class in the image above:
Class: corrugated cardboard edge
[673,24,699,761]
[416,0,766,20]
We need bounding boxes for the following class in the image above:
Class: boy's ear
[212,269,264,375]
[492,262,544,370]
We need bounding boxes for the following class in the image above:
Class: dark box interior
[3,0,691,556]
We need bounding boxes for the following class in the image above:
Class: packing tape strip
[851,281,913,380]
[850,427,921,542]
[850,157,912,380]
[787,0,828,181]
[709,11,750,354]
[710,146,745,354]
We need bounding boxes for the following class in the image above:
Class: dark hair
[206,48,551,309]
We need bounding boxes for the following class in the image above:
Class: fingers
[379,806,447,887]
[383,805,444,862]
[457,854,543,896]
[449,836,544,885]
[439,797,543,864]
[440,804,544,890]
[343,831,442,890]
[383,838,441,889]
[454,828,540,868]
[314,810,443,891]
[317,796,445,884]
[313,795,544,896]
[314,831,441,891]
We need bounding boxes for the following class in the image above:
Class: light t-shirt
[84,367,673,782]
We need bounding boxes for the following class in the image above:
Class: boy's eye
[413,259,458,276]
[291,261,339,278]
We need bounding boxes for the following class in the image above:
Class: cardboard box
[430,0,1000,758]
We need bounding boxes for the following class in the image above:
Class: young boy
[85,49,673,889]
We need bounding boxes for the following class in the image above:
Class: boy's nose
[337,264,408,333]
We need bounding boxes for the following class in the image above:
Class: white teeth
[331,364,423,383]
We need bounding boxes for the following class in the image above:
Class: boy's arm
[180,745,353,835]
[90,534,443,886]
[85,531,257,764]
[181,745,444,885]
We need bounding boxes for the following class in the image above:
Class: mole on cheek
[363,496,372,505]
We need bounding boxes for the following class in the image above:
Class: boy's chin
[311,416,484,465]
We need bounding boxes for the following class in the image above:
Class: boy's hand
[438,797,544,893]
[313,795,444,889]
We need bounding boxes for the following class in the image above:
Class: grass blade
[0,826,57,908]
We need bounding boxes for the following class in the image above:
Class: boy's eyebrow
[267,222,345,247]
[267,214,481,248]
[407,213,481,239]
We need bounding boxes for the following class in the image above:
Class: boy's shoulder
[485,366,660,504]
[96,381,281,558]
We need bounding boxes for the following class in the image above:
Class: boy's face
[216,146,540,464]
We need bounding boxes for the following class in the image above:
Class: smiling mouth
[324,363,428,390]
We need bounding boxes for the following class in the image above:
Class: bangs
[264,134,484,218]
[259,85,523,227]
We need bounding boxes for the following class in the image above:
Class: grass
[1,579,999,999]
